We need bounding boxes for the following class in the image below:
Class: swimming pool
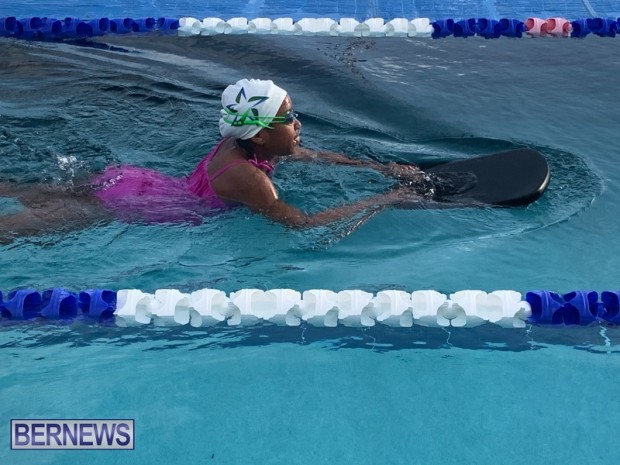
[2,1,620,464]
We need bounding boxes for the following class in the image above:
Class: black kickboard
[425,148,550,206]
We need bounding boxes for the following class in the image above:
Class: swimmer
[1,79,425,240]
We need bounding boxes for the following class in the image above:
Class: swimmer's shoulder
[206,138,245,175]
[208,142,277,203]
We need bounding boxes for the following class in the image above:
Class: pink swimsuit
[91,139,274,223]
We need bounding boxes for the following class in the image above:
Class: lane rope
[1,288,618,327]
[1,16,618,40]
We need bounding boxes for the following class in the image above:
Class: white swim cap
[219,79,288,140]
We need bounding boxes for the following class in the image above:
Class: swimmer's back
[91,139,266,223]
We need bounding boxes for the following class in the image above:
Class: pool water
[0,36,614,292]
[2,324,620,465]
[2,27,620,465]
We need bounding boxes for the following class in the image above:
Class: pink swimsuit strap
[207,141,275,182]
[248,154,275,175]
[186,139,275,208]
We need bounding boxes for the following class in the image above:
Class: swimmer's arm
[254,190,407,228]
[290,146,372,167]
[290,146,422,181]
[214,164,412,228]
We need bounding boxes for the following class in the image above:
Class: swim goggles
[222,108,298,129]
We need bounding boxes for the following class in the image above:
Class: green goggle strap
[222,108,287,129]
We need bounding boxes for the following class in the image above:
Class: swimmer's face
[261,95,301,156]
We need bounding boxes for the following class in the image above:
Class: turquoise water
[2,29,620,465]
[0,36,613,292]
[2,325,620,464]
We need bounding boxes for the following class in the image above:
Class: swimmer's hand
[387,184,475,210]
[291,148,426,184]
[384,185,427,209]
[381,162,428,185]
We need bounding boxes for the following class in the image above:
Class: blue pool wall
[2,1,620,21]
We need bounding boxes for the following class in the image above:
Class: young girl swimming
[1,78,425,240]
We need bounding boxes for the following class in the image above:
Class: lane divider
[1,288,619,327]
[1,16,619,40]
[0,16,179,40]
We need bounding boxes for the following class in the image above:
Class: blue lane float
[1,289,42,320]
[601,291,620,323]
[0,288,116,321]
[131,17,156,32]
[79,289,117,320]
[451,18,505,39]
[0,16,178,40]
[431,19,454,38]
[567,18,618,38]
[2,287,620,327]
[587,17,618,37]
[435,17,524,39]
[571,18,592,37]
[499,19,526,38]
[40,288,78,319]
[453,19,476,38]
[526,290,601,325]
[110,17,134,34]
[476,19,501,39]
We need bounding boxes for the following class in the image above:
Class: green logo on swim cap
[224,87,271,127]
